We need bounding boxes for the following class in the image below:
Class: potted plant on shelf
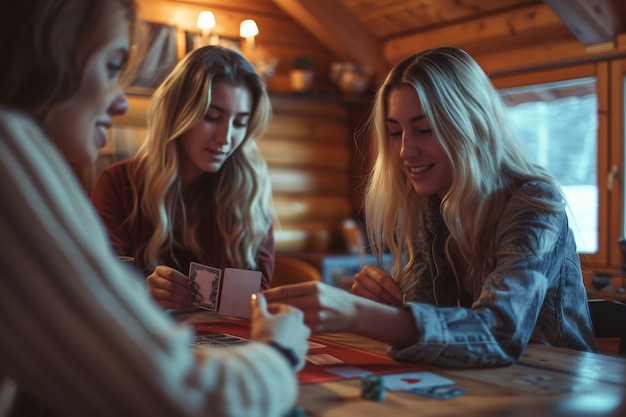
[289,54,316,92]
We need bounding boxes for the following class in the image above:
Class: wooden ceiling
[271,0,626,76]
[148,0,626,89]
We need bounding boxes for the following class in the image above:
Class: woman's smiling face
[178,82,252,185]
[46,23,130,166]
[386,84,452,198]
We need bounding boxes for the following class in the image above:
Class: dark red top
[90,159,274,289]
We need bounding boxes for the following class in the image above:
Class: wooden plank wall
[73,0,364,254]
[261,95,353,252]
[79,94,359,254]
[135,0,338,93]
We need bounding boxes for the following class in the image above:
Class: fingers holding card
[189,262,222,311]
[189,262,262,318]
[218,268,262,318]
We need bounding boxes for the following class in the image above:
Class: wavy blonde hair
[132,46,273,271]
[365,46,564,292]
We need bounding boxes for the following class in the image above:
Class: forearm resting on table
[353,297,418,348]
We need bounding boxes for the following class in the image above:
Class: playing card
[325,366,372,378]
[189,262,222,311]
[307,340,326,350]
[306,354,344,365]
[381,371,454,391]
[217,268,262,318]
[408,385,467,400]
[192,333,249,348]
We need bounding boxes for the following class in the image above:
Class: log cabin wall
[261,95,355,253]
[80,0,626,273]
[74,0,371,256]
[133,0,339,93]
[82,92,365,255]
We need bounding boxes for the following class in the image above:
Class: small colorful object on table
[283,406,305,417]
[361,374,385,401]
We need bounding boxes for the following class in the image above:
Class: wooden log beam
[271,0,388,81]
[384,3,567,65]
[542,0,624,46]
[479,33,626,76]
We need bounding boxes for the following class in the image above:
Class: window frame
[490,62,617,273]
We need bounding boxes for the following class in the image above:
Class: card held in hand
[218,268,262,318]
[189,261,222,311]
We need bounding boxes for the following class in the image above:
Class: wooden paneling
[135,0,337,93]
[383,4,569,67]
[258,95,354,252]
[340,0,544,40]
[94,93,357,254]
[269,168,350,194]
[146,0,626,86]
[271,0,386,81]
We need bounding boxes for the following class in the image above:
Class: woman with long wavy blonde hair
[1,2,310,415]
[92,45,275,309]
[263,46,595,368]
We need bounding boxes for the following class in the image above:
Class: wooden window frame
[490,63,618,278]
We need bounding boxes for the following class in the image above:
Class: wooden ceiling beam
[542,0,623,46]
[270,0,388,80]
[383,4,566,65]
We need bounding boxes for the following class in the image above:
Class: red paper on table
[191,321,428,384]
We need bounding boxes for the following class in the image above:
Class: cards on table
[380,371,467,400]
[189,262,262,318]
[380,371,454,391]
[192,332,249,348]
[408,385,468,400]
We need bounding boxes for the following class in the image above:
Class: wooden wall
[73,0,371,256]
[81,93,365,255]
[260,95,355,252]
[135,0,339,93]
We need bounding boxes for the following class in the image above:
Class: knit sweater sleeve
[0,109,298,417]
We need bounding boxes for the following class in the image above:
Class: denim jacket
[388,181,596,368]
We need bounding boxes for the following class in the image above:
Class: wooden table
[176,311,626,417]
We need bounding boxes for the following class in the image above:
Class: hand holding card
[189,262,222,311]
[189,262,262,318]
[218,268,262,318]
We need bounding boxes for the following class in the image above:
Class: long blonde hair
[365,46,564,291]
[133,46,273,270]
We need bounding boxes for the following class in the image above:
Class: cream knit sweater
[0,109,297,417]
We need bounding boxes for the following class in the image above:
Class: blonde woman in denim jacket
[263,46,595,368]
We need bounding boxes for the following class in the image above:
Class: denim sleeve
[388,185,566,368]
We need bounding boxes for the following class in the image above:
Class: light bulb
[240,19,259,38]
[197,11,216,30]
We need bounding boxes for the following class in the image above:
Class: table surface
[176,310,626,417]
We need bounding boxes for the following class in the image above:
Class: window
[491,62,621,268]
[499,77,598,253]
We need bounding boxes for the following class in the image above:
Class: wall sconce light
[239,19,259,63]
[240,19,259,47]
[194,11,218,48]
[189,14,277,80]
[240,19,278,80]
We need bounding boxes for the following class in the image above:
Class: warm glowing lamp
[240,19,259,60]
[197,11,216,33]
[196,11,216,46]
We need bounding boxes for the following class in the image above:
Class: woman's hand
[263,282,360,333]
[146,265,194,310]
[352,264,403,307]
[250,293,310,370]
